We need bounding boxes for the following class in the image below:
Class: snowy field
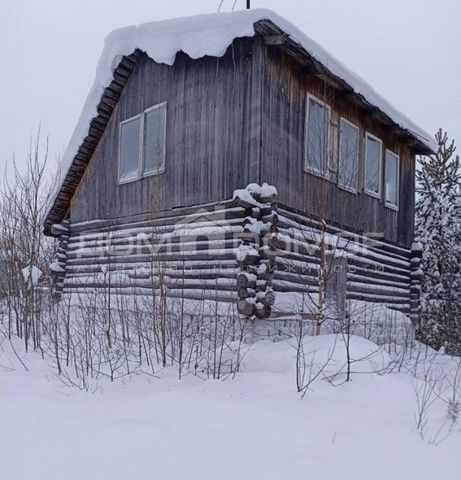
[1,335,460,480]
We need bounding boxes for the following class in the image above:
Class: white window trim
[364,131,383,199]
[384,149,400,211]
[304,93,331,177]
[118,113,143,185]
[118,102,167,185]
[338,117,359,194]
[142,102,167,177]
[327,115,339,174]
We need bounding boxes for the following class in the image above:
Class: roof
[44,8,435,235]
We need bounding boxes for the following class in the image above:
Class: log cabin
[44,9,433,323]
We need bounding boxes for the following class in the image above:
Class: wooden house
[44,9,433,321]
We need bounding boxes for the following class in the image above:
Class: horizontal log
[70,204,244,236]
[68,229,243,252]
[272,270,318,287]
[68,266,240,282]
[66,249,238,267]
[347,282,410,299]
[51,224,69,236]
[278,207,412,260]
[62,286,236,304]
[67,238,240,260]
[64,276,237,292]
[347,272,409,289]
[346,291,410,306]
[276,225,410,270]
[271,279,319,294]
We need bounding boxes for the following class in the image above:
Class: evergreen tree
[415,129,461,354]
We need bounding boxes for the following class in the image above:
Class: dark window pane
[385,151,399,206]
[365,135,381,194]
[339,120,359,190]
[119,117,140,182]
[306,97,329,173]
[144,104,166,175]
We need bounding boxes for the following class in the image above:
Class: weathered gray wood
[68,38,264,228]
[50,35,419,251]
[61,198,415,314]
[259,43,417,248]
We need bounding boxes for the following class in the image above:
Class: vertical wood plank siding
[71,38,264,225]
[259,45,416,247]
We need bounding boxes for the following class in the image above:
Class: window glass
[305,96,329,173]
[144,104,166,175]
[385,151,399,207]
[338,119,359,191]
[365,134,382,195]
[119,116,140,182]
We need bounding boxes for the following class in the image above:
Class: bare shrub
[0,131,54,351]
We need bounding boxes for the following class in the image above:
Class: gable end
[44,50,141,235]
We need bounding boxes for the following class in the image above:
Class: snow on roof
[51,8,435,213]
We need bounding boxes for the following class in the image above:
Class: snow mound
[242,334,390,377]
[49,8,434,217]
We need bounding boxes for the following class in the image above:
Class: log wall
[63,200,246,303]
[272,206,413,315]
[58,194,418,318]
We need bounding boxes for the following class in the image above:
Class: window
[144,104,167,175]
[304,94,330,175]
[338,118,359,192]
[119,115,141,183]
[385,150,399,209]
[364,133,382,197]
[119,102,166,183]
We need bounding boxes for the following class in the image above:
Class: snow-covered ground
[1,335,460,480]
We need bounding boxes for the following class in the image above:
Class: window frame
[364,131,383,199]
[118,102,167,185]
[304,93,331,177]
[338,117,360,194]
[142,102,167,178]
[118,113,143,185]
[384,149,400,210]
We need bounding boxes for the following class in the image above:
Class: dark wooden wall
[70,38,263,223]
[70,35,416,248]
[259,45,416,247]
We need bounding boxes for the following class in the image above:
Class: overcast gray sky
[1,0,460,174]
